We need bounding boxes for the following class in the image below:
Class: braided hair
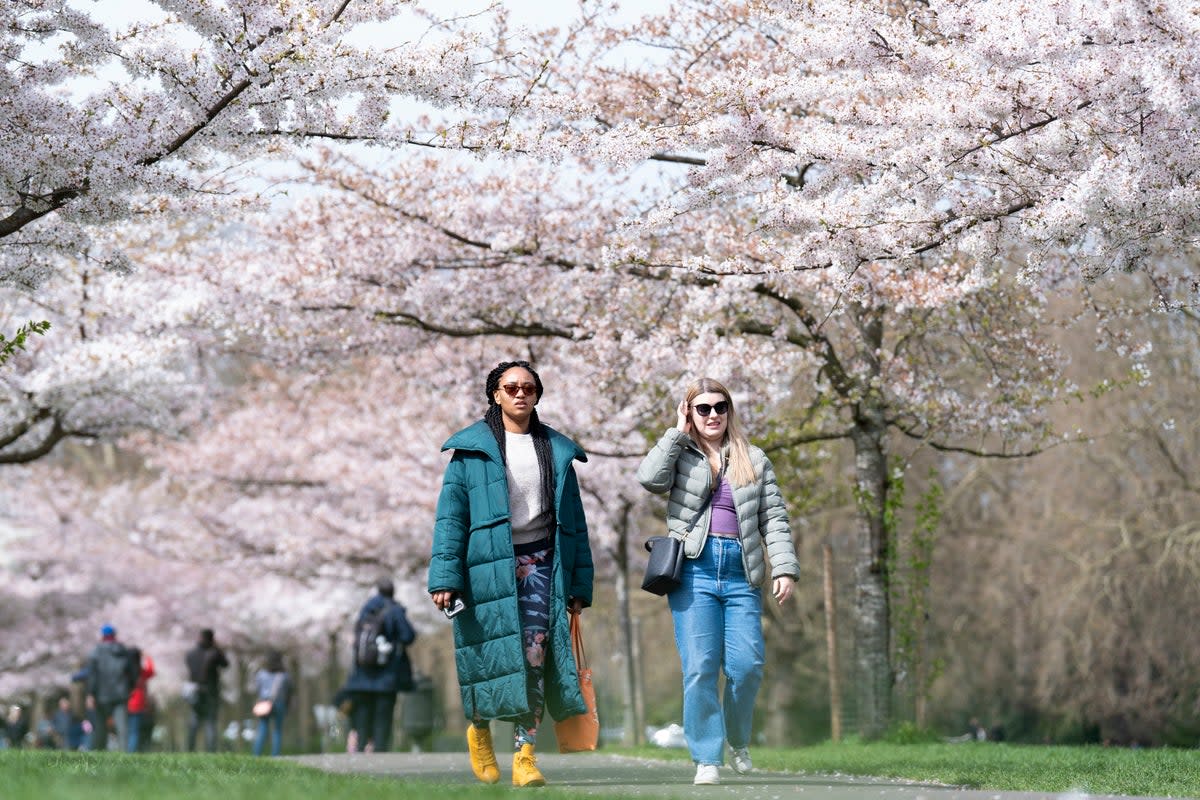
[484,360,557,519]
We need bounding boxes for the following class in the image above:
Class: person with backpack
[184,628,229,752]
[344,578,416,753]
[84,624,135,751]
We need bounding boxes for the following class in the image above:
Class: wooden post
[632,615,645,744]
[824,542,843,742]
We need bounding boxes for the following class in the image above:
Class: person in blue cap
[85,624,134,751]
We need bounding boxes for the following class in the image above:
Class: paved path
[290,751,1177,800]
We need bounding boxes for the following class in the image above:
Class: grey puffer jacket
[636,427,799,587]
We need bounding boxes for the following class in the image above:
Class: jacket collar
[442,420,588,470]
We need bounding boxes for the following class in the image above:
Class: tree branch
[891,419,1073,458]
[0,416,85,464]
[374,311,592,341]
[761,428,851,454]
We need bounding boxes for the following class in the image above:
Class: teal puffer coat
[428,420,593,723]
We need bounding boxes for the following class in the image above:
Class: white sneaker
[731,746,753,774]
[693,764,721,785]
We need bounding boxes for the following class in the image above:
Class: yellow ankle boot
[466,725,500,784]
[512,743,546,787]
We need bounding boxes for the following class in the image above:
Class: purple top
[709,475,740,535]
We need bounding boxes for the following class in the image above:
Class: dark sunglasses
[501,382,538,397]
[692,401,729,417]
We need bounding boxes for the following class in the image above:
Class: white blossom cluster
[1,0,488,289]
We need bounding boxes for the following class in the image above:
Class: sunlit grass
[618,741,1200,797]
[4,741,1200,799]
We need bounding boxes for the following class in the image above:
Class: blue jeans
[253,704,286,756]
[127,712,141,752]
[668,536,764,765]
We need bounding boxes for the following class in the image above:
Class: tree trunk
[824,542,843,742]
[850,304,892,739]
[233,654,250,751]
[613,502,641,744]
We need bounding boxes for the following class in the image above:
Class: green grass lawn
[617,741,1200,797]
[3,742,1199,799]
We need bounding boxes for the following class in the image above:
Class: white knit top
[505,431,553,545]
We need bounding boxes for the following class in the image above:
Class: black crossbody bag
[641,478,717,596]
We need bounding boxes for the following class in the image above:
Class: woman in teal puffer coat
[429,360,593,788]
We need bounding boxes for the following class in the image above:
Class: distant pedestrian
[85,624,136,752]
[35,697,58,749]
[4,704,29,749]
[51,696,85,751]
[251,649,291,757]
[344,578,416,753]
[184,628,229,752]
[125,647,155,752]
[636,377,800,786]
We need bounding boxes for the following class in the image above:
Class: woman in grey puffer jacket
[636,377,799,786]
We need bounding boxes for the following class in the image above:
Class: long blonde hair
[684,377,757,487]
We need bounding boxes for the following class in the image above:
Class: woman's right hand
[675,399,691,434]
[431,590,454,611]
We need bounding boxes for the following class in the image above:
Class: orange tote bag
[554,611,599,752]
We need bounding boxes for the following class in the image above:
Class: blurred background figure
[85,624,135,752]
[184,628,229,752]
[252,649,291,757]
[126,646,155,752]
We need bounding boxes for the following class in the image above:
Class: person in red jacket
[125,647,155,752]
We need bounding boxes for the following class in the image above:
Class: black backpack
[354,603,395,668]
[94,642,132,697]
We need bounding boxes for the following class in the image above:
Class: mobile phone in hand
[444,597,466,618]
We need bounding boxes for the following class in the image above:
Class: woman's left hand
[772,575,795,605]
[568,597,584,614]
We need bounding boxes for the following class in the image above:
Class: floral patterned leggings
[513,542,553,749]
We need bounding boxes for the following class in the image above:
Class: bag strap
[569,612,588,671]
[269,672,284,701]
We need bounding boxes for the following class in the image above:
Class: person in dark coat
[184,628,229,752]
[343,579,416,753]
[428,360,593,787]
[85,623,133,751]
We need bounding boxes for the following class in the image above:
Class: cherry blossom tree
[0,246,217,463]
[1,0,498,292]
[0,458,382,704]
[3,0,1193,743]
[378,0,1195,737]
[197,0,1199,737]
[217,147,1085,737]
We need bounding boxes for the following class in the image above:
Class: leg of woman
[252,715,268,756]
[270,707,284,756]
[127,712,140,753]
[718,539,765,754]
[513,544,553,749]
[668,538,725,766]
